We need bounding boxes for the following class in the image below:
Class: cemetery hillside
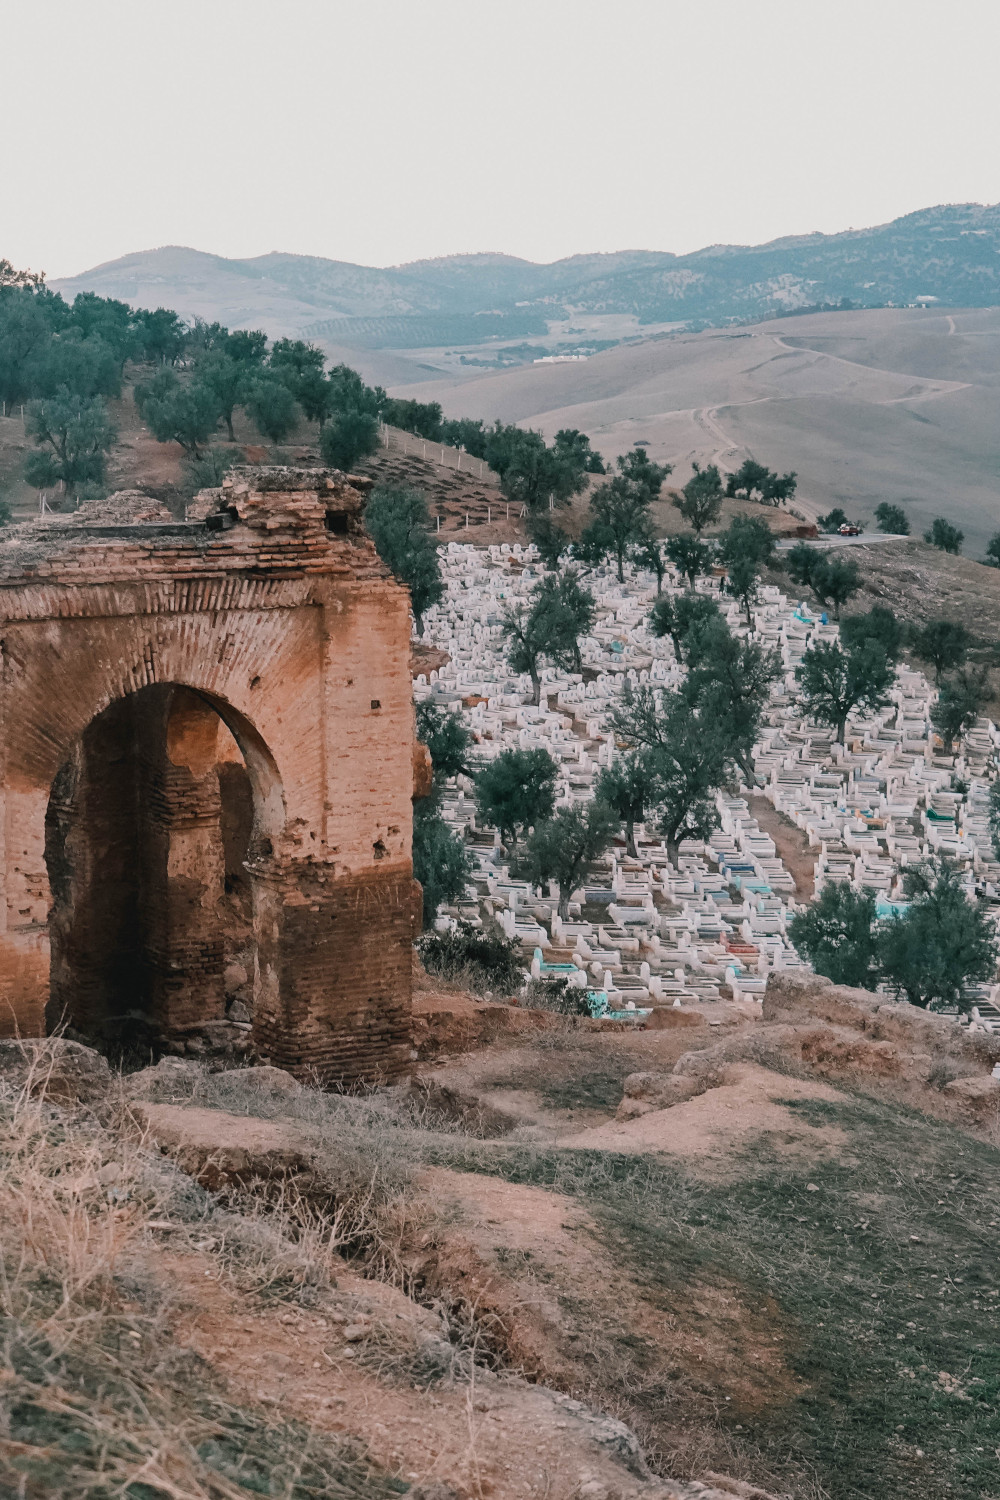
[4,250,1000,1500]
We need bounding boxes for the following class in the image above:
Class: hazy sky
[4,0,999,278]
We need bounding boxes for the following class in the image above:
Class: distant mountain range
[52,203,1000,350]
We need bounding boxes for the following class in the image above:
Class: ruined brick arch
[0,467,415,1083]
[43,680,288,1059]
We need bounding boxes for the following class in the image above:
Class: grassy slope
[429,1089,1000,1500]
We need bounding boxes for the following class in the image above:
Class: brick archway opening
[43,682,281,1063]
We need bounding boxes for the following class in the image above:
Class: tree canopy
[878,860,998,1011]
[526,510,570,569]
[320,409,380,470]
[578,475,653,581]
[795,638,895,745]
[134,370,220,457]
[554,428,604,474]
[717,514,778,623]
[595,750,662,858]
[648,591,723,663]
[838,605,904,663]
[415,702,473,781]
[673,461,723,533]
[788,884,881,989]
[610,686,736,864]
[501,570,594,703]
[684,619,782,785]
[412,797,471,927]
[364,486,443,634]
[930,666,990,751]
[665,532,713,589]
[474,747,558,846]
[924,517,963,554]
[874,502,910,535]
[243,375,300,445]
[725,457,797,506]
[23,392,117,496]
[514,800,619,919]
[911,620,971,683]
[614,447,671,499]
[490,426,589,512]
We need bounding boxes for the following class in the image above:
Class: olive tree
[796,639,895,746]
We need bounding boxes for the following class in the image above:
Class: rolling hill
[47,206,1000,544]
[52,202,1000,361]
[399,305,1000,550]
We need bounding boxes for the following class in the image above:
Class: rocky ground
[3,975,1000,1500]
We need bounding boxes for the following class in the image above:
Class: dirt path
[770,333,971,403]
[559,1063,846,1170]
[156,1245,660,1500]
[747,794,814,901]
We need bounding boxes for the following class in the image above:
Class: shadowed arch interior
[43,682,283,1058]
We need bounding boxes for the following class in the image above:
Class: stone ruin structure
[0,469,417,1083]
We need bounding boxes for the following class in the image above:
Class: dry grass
[0,1064,417,1497]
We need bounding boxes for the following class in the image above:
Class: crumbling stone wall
[0,467,417,1083]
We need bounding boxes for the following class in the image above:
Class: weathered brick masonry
[0,469,417,1082]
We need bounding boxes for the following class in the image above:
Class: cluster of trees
[575,449,673,580]
[412,595,784,923]
[0,259,424,499]
[788,860,997,1012]
[724,457,797,507]
[134,334,392,476]
[786,542,862,618]
[0,260,190,413]
[410,707,613,930]
[1,261,203,498]
[924,517,964,554]
[791,603,989,752]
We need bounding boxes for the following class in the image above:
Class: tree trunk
[414,613,425,637]
[837,715,848,746]
[666,834,681,868]
[736,749,758,787]
[225,413,235,442]
[530,667,541,706]
[616,547,625,583]
[558,892,571,920]
[626,817,638,859]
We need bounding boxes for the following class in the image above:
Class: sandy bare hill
[395,307,1000,550]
